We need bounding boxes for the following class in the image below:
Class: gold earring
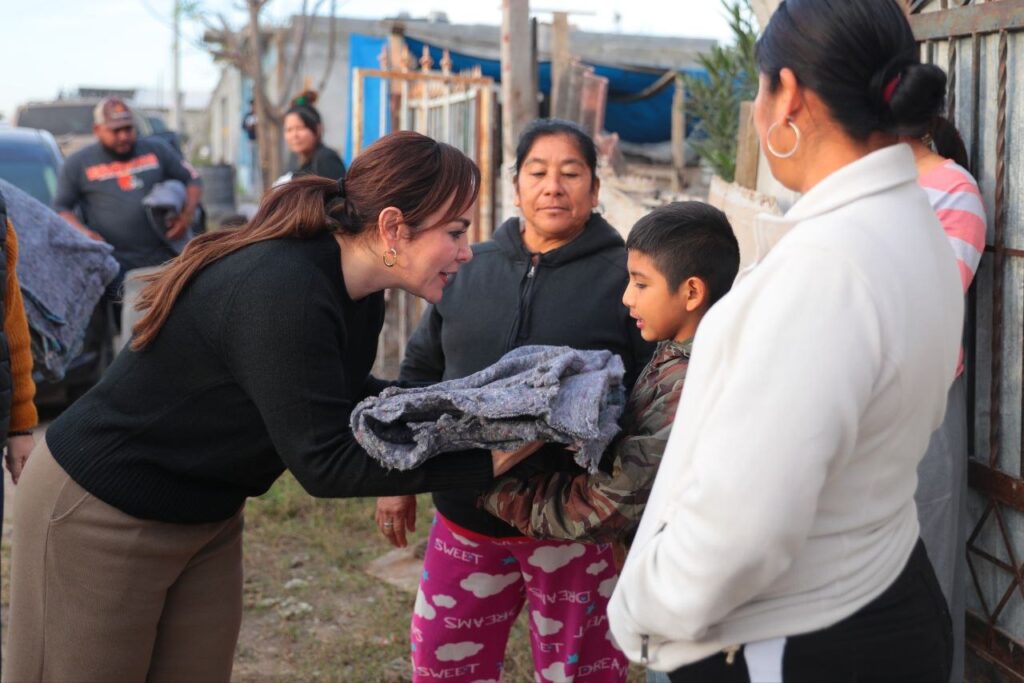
[383,248,398,268]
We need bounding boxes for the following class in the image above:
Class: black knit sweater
[47,232,494,523]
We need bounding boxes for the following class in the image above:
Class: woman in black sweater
[5,131,532,682]
[285,90,346,181]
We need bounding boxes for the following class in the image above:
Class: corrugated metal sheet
[912,1,1024,678]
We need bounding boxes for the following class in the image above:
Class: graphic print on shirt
[84,153,160,192]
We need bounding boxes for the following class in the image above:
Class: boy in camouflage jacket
[482,202,739,544]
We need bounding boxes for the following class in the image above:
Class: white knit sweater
[608,144,964,671]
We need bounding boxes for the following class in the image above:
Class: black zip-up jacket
[400,213,654,537]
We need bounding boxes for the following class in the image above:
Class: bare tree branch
[275,0,312,112]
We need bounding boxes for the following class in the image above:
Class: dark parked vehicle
[0,125,115,405]
[0,126,63,205]
[14,99,156,157]
[145,113,183,154]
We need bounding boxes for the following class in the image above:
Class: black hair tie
[336,176,346,198]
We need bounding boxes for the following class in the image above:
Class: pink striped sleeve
[918,161,987,294]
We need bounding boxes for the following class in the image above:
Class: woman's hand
[375,495,417,548]
[4,433,35,484]
[491,440,545,477]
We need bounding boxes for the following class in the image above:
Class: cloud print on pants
[532,610,564,636]
[527,544,586,573]
[598,576,617,598]
[586,560,608,576]
[540,662,574,682]
[414,587,436,620]
[436,641,484,662]
[451,531,480,548]
[460,572,520,598]
[433,594,457,609]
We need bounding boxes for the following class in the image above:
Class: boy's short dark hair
[626,201,740,307]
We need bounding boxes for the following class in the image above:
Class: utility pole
[549,12,569,117]
[171,0,183,132]
[500,0,535,223]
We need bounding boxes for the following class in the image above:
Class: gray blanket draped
[0,179,120,381]
[352,345,626,472]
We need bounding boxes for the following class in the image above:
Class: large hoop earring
[766,118,801,159]
[383,248,398,268]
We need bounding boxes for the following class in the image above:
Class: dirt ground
[3,447,645,682]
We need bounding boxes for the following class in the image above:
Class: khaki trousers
[4,441,244,683]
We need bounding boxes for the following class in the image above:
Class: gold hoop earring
[383,248,398,268]
[766,117,801,159]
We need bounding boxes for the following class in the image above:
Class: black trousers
[668,539,952,683]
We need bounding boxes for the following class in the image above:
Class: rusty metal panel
[912,0,1024,675]
[910,1,1024,41]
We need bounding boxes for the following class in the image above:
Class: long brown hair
[131,131,480,350]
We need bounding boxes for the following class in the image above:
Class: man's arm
[155,141,203,240]
[167,183,202,240]
[54,156,104,241]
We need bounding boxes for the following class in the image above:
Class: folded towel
[0,179,120,380]
[352,345,626,472]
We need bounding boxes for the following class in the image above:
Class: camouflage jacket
[481,338,692,543]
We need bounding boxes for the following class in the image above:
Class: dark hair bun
[292,89,319,109]
[881,62,947,136]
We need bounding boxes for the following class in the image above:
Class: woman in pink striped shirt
[905,115,986,683]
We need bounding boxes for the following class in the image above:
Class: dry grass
[3,471,646,682]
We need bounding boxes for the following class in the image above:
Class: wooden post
[351,69,364,157]
[550,12,570,118]
[734,101,760,190]
[501,0,535,223]
[671,73,686,192]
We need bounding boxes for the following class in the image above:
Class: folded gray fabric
[143,179,191,254]
[352,345,626,472]
[0,178,120,380]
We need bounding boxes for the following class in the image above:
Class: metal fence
[909,1,1024,679]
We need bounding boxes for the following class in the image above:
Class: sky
[0,0,734,121]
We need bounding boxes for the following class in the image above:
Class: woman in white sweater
[609,1,962,681]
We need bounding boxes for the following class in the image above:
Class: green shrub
[684,0,759,182]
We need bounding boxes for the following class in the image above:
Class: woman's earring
[383,248,398,268]
[766,117,801,159]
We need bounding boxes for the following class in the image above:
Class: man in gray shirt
[55,97,202,273]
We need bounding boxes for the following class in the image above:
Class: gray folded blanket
[351,345,626,472]
[0,179,120,381]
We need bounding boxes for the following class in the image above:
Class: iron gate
[909,1,1024,679]
[350,45,499,377]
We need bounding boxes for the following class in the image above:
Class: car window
[16,105,95,136]
[0,160,59,206]
[147,115,169,133]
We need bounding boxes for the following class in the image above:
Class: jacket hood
[492,213,625,266]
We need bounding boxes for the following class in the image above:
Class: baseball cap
[93,97,135,129]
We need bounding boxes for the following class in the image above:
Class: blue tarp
[345,34,392,166]
[404,37,706,144]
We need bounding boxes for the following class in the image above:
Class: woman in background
[284,90,346,181]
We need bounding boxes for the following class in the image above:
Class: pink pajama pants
[410,514,629,682]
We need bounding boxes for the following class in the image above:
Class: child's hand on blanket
[491,441,545,476]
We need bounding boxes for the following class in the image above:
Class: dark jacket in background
[400,213,654,537]
[294,143,346,181]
